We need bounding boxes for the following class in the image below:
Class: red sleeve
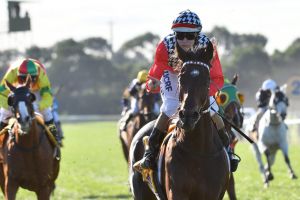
[209,51,224,96]
[146,41,174,93]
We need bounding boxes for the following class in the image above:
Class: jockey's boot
[218,128,240,172]
[120,111,133,131]
[46,120,61,160]
[139,128,165,170]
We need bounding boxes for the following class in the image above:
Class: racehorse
[248,89,297,187]
[0,78,60,200]
[119,83,158,162]
[215,74,244,200]
[129,44,230,200]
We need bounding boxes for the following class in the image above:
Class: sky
[0,0,299,54]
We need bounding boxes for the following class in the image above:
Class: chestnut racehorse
[0,78,60,200]
[119,84,158,162]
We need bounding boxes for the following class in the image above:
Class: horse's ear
[5,80,16,92]
[195,41,213,64]
[206,41,214,62]
[25,75,32,88]
[231,74,239,85]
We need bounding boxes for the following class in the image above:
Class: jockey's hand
[147,76,160,92]
[141,83,147,90]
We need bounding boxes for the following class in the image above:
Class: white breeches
[159,70,219,118]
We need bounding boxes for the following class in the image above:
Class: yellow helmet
[137,70,148,83]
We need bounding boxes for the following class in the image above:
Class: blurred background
[0,0,299,115]
[1,1,300,199]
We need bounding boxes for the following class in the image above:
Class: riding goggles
[18,75,38,83]
[175,32,197,40]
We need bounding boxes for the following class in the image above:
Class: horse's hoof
[267,172,274,181]
[290,174,297,179]
[264,182,269,189]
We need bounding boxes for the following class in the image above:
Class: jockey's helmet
[17,58,40,83]
[171,10,202,33]
[261,79,277,92]
[137,70,148,83]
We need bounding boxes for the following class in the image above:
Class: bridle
[9,88,36,132]
[178,60,211,126]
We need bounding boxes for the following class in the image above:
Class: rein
[211,107,254,144]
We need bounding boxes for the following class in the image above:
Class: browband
[182,61,210,71]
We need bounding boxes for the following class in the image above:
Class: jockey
[0,58,62,146]
[252,79,279,132]
[136,10,239,172]
[120,70,160,131]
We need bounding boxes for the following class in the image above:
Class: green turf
[5,122,300,199]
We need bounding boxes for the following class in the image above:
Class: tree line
[0,27,299,114]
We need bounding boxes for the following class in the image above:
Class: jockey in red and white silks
[146,33,224,117]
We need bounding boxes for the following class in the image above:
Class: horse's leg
[226,173,237,200]
[0,164,5,195]
[5,178,18,200]
[264,150,274,183]
[280,146,297,179]
[119,132,129,162]
[36,186,52,200]
[252,144,267,184]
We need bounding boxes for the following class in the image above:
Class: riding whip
[211,107,254,144]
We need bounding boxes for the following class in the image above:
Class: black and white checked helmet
[171,10,202,32]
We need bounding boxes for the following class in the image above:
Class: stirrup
[229,152,241,172]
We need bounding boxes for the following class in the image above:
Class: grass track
[6,122,300,199]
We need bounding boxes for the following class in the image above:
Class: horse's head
[216,74,244,128]
[137,83,157,121]
[177,43,213,131]
[6,77,36,134]
[269,90,289,121]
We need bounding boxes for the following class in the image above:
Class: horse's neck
[263,109,281,125]
[15,120,40,145]
[178,114,218,153]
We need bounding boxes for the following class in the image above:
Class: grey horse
[248,90,297,188]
